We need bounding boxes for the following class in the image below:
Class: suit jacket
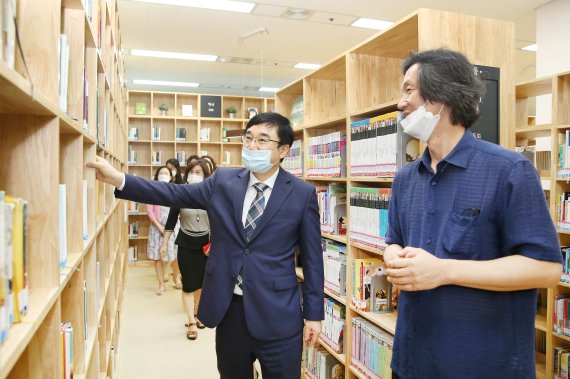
[115,167,324,340]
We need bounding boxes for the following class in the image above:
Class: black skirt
[177,233,209,293]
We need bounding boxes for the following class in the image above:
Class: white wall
[536,0,570,124]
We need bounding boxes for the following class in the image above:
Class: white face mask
[171,170,177,176]
[186,174,203,184]
[158,174,171,183]
[400,103,444,142]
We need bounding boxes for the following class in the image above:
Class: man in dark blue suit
[88,112,324,379]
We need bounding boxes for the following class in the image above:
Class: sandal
[196,315,205,329]
[173,279,182,290]
[186,323,198,340]
[155,287,165,296]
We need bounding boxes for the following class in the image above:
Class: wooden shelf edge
[317,337,346,364]
[304,115,347,130]
[349,305,397,335]
[321,233,347,244]
[349,241,385,256]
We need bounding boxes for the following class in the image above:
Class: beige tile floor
[116,261,219,379]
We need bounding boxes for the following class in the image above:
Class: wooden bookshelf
[511,70,570,379]
[126,91,274,261]
[279,8,515,379]
[0,0,127,378]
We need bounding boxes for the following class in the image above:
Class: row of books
[350,112,403,178]
[151,150,163,165]
[128,222,139,238]
[177,151,187,165]
[316,183,347,236]
[134,102,194,117]
[558,192,570,231]
[322,239,347,297]
[304,343,344,379]
[560,132,570,178]
[349,187,391,250]
[128,146,137,164]
[1,0,17,69]
[351,318,393,379]
[200,127,212,142]
[352,258,393,313]
[128,127,139,141]
[0,192,29,344]
[321,297,346,354]
[128,201,140,214]
[555,346,570,379]
[561,247,570,284]
[307,131,347,177]
[282,139,303,177]
[128,246,138,263]
[153,126,161,141]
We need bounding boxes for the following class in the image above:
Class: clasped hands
[383,246,449,291]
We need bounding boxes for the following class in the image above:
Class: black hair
[244,112,294,162]
[185,154,200,167]
[402,48,486,128]
[165,158,184,184]
[184,159,212,180]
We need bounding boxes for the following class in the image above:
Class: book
[135,102,147,115]
[128,127,139,141]
[2,0,16,69]
[181,104,193,117]
[128,246,138,262]
[59,34,70,113]
[59,184,67,269]
[152,125,161,141]
[175,127,186,141]
[61,322,74,379]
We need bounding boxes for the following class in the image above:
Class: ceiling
[118,0,548,98]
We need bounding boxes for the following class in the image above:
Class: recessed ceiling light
[131,0,255,14]
[133,79,200,88]
[131,49,218,62]
[259,87,279,92]
[351,17,393,31]
[284,8,310,20]
[294,63,321,70]
[521,44,537,52]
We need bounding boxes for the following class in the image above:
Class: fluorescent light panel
[258,87,279,93]
[351,17,393,30]
[133,79,199,88]
[131,49,218,62]
[294,63,321,70]
[521,44,537,52]
[132,0,255,13]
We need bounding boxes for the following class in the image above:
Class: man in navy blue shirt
[384,48,562,379]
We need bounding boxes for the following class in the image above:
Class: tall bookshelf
[126,91,274,261]
[276,8,515,379]
[514,70,570,379]
[0,0,128,378]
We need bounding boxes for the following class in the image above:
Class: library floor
[117,261,219,378]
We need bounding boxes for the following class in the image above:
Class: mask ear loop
[437,104,445,115]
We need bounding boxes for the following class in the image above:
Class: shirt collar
[419,128,477,171]
[248,168,279,190]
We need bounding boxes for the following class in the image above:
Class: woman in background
[161,159,211,340]
[200,155,217,173]
[164,158,184,289]
[185,154,200,169]
[147,166,179,295]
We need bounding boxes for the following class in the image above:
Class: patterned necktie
[236,182,268,290]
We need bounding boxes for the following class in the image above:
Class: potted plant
[226,106,237,119]
[159,103,169,116]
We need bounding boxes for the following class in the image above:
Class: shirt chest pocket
[441,211,479,257]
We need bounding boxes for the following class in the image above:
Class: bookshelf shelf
[348,177,394,183]
[348,364,369,379]
[317,337,346,364]
[557,124,570,130]
[349,305,397,335]
[321,233,347,244]
[535,311,547,332]
[324,287,346,306]
[305,177,348,182]
[129,236,148,240]
[350,241,385,256]
[0,0,127,376]
[559,281,570,288]
[552,332,570,343]
[304,115,347,130]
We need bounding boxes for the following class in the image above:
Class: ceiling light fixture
[259,87,279,93]
[284,8,310,20]
[521,44,537,52]
[133,79,200,88]
[294,63,321,70]
[351,17,393,31]
[131,49,218,62]
[131,0,255,14]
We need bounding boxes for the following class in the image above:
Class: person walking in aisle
[160,159,212,340]
[165,157,184,289]
[87,112,323,379]
[147,166,180,296]
[383,48,562,379]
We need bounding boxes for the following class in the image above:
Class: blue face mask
[242,148,276,173]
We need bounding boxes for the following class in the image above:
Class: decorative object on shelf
[158,103,169,116]
[135,102,147,115]
[247,106,258,119]
[227,106,237,119]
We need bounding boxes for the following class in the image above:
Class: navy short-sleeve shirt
[385,130,561,379]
